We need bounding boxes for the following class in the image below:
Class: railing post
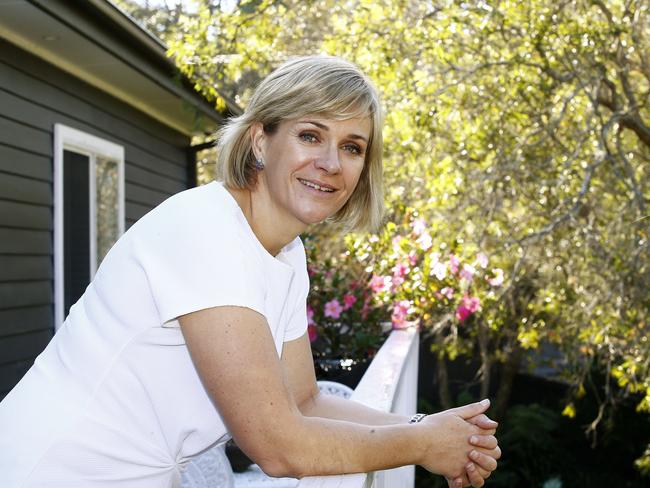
[373,329,419,488]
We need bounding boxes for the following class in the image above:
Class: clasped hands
[418,399,501,488]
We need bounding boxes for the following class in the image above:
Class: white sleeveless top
[0,181,309,487]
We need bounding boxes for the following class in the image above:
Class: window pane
[95,157,119,269]
[63,150,90,317]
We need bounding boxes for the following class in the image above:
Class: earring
[254,157,264,170]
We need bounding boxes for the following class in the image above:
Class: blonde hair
[216,55,384,232]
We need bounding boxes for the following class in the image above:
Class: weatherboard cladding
[0,39,195,398]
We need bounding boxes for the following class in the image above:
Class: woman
[0,56,500,488]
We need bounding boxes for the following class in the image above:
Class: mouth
[298,178,336,193]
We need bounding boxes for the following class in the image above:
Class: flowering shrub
[305,211,507,381]
[346,214,506,360]
[305,238,388,363]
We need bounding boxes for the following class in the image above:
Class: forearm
[300,391,409,425]
[275,414,425,478]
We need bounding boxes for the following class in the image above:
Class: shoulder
[126,182,260,270]
[129,182,243,239]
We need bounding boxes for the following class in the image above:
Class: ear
[250,122,266,160]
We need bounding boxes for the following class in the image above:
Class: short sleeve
[131,194,266,325]
[282,241,310,342]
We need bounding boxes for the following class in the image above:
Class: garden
[118,0,649,485]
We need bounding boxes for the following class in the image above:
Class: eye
[342,143,363,156]
[299,132,319,143]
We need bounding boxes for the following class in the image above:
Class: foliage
[119,0,650,475]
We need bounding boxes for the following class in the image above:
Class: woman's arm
[179,306,495,481]
[282,334,498,431]
[282,332,499,487]
[281,332,408,424]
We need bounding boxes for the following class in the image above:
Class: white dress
[0,181,309,488]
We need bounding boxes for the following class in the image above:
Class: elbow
[238,417,309,479]
[256,452,304,479]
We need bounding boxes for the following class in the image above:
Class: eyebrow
[301,120,369,143]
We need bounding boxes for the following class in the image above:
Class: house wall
[0,39,196,399]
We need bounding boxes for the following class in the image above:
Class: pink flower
[416,232,433,251]
[343,293,357,310]
[488,268,504,287]
[475,252,489,269]
[307,304,315,325]
[391,275,405,290]
[391,300,412,329]
[370,274,391,293]
[455,295,481,322]
[458,295,481,320]
[411,218,427,236]
[463,295,481,313]
[431,261,448,280]
[308,324,318,342]
[324,299,343,319]
[455,305,472,322]
[449,254,460,274]
[408,252,418,266]
[460,263,476,282]
[456,305,472,322]
[392,262,409,279]
[440,286,454,299]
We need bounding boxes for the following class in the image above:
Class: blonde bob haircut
[216,55,384,232]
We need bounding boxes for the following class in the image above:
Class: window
[53,124,125,329]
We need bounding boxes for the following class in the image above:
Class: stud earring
[254,157,264,171]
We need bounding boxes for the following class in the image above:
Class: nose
[314,144,342,174]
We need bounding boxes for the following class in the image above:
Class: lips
[298,178,336,192]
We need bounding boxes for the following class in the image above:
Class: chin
[295,209,336,226]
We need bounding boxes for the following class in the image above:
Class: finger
[475,465,491,479]
[469,434,498,449]
[447,476,467,488]
[450,399,491,420]
[465,463,485,488]
[467,413,499,430]
[475,445,502,460]
[469,449,498,472]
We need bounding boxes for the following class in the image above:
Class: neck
[227,185,304,257]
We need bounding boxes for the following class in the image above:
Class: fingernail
[480,398,490,406]
[470,450,479,460]
[467,462,475,471]
[470,435,478,444]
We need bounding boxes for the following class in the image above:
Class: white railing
[297,326,420,488]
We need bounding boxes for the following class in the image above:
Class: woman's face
[252,115,371,228]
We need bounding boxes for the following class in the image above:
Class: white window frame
[53,124,125,330]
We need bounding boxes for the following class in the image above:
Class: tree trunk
[437,352,452,409]
[493,345,524,420]
[478,321,492,400]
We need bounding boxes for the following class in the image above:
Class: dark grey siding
[0,39,194,398]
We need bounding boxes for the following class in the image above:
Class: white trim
[53,124,125,330]
[89,154,98,278]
